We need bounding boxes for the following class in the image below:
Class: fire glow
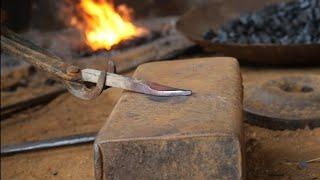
[71,0,145,51]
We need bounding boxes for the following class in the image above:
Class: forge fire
[69,0,146,51]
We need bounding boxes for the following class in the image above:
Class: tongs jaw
[64,61,116,100]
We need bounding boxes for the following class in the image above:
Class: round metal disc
[244,75,320,130]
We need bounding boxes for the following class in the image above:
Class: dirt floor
[1,65,320,180]
[245,125,320,179]
[2,125,319,179]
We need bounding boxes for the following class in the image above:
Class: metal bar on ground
[1,132,96,155]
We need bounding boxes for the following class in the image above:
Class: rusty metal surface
[94,58,244,179]
[1,28,95,100]
[65,60,115,101]
[64,71,107,100]
[176,0,320,65]
[1,27,81,82]
[1,28,107,100]
[244,75,320,130]
[1,28,114,100]
[1,29,107,100]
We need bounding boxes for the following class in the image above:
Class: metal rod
[1,132,96,155]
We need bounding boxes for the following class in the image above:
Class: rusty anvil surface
[94,57,244,179]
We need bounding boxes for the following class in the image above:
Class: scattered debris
[298,160,310,169]
[306,157,320,163]
[281,157,320,169]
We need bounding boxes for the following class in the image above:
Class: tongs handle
[1,27,81,82]
[1,27,113,100]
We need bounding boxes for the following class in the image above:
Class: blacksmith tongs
[1,28,191,100]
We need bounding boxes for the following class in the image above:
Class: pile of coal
[203,0,320,44]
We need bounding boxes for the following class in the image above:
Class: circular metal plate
[244,75,320,130]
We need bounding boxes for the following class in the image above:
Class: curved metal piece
[63,60,115,100]
[64,71,106,100]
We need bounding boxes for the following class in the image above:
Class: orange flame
[71,0,144,51]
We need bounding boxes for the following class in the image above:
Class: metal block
[94,57,244,180]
